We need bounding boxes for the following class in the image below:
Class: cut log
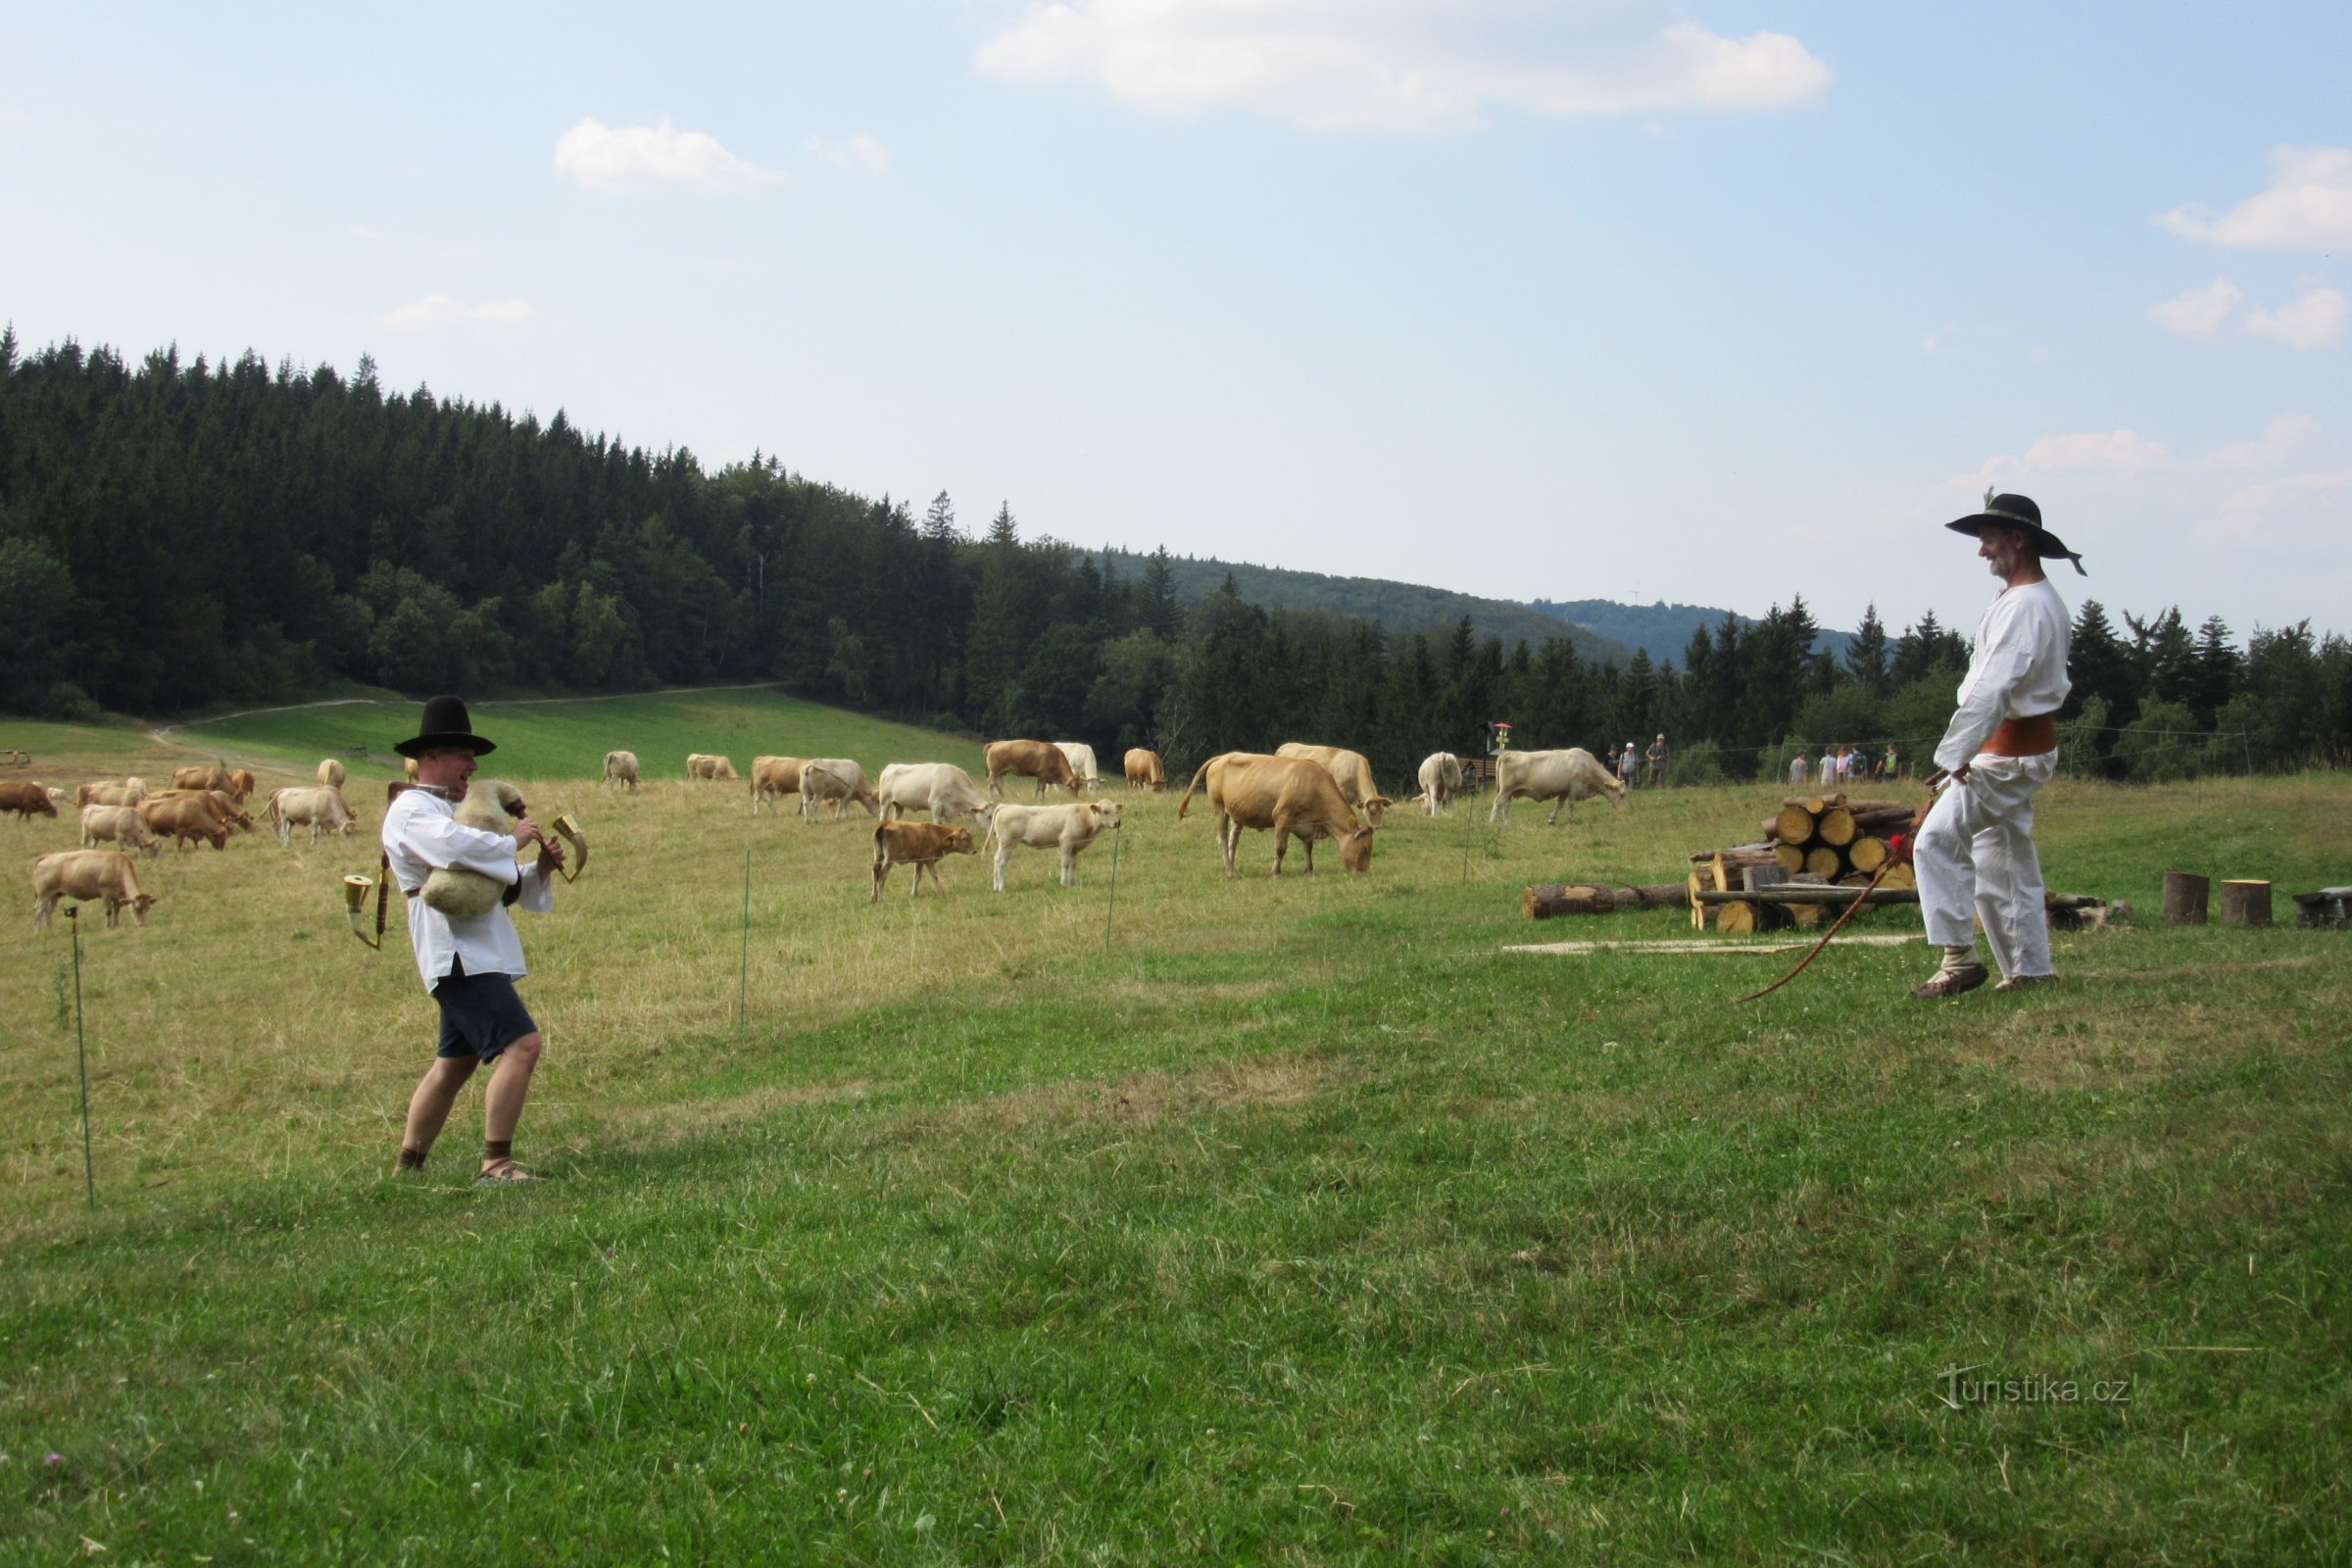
[1816,806,1858,848]
[2163,870,2210,925]
[1804,846,1844,880]
[1782,795,1841,812]
[1880,861,1917,892]
[1788,903,1829,929]
[1696,887,1921,906]
[1773,804,1816,844]
[1717,900,1758,935]
[1774,842,1807,875]
[2220,879,2272,928]
[1525,883,1690,919]
[1847,836,1889,874]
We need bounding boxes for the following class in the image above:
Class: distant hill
[1529,598,1855,667]
[1097,550,1632,663]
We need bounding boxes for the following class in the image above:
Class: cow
[149,788,254,832]
[1054,742,1101,793]
[137,794,230,851]
[870,820,978,901]
[1123,748,1166,792]
[317,758,348,793]
[876,761,994,824]
[750,756,808,814]
[986,800,1121,892]
[1417,752,1463,816]
[404,757,420,782]
[32,850,158,931]
[1274,743,1395,826]
[267,785,356,843]
[799,759,879,821]
[0,780,61,819]
[604,750,641,793]
[688,753,740,782]
[78,805,163,858]
[228,769,256,803]
[1488,747,1627,825]
[76,779,150,809]
[172,764,234,795]
[984,739,1079,798]
[1178,752,1373,876]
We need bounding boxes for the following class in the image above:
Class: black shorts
[432,957,539,1061]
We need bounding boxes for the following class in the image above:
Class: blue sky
[4,2,2345,640]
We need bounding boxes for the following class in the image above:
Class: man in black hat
[383,696,565,1181]
[1911,492,2082,999]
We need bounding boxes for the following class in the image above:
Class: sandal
[474,1163,546,1185]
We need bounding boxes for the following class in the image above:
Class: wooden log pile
[1763,794,1918,891]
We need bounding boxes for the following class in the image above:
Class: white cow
[1053,742,1102,793]
[1417,752,1463,816]
[79,804,163,858]
[799,759,879,821]
[605,750,642,793]
[1488,748,1627,825]
[987,800,1121,891]
[876,761,995,824]
[268,785,357,843]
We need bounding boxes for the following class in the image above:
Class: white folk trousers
[1915,753,2060,980]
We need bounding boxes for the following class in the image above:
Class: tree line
[3,330,2346,785]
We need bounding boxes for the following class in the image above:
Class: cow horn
[343,872,386,950]
[549,812,587,883]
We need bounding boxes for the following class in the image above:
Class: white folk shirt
[1933,577,2073,773]
[381,786,554,992]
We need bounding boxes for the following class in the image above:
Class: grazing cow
[317,758,348,793]
[1488,747,1626,825]
[986,800,1121,892]
[1178,752,1373,876]
[172,764,234,795]
[0,780,61,819]
[1123,748,1166,792]
[228,769,256,803]
[604,750,641,793]
[268,785,357,843]
[404,757,420,782]
[1417,752,1463,816]
[149,788,254,832]
[137,795,230,851]
[1274,743,1394,826]
[750,756,808,814]
[799,759,879,821]
[79,805,163,858]
[870,820,978,901]
[984,739,1080,798]
[687,753,740,782]
[76,780,150,808]
[876,761,994,824]
[1054,742,1101,793]
[32,850,158,930]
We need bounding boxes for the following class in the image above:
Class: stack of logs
[1684,793,1922,935]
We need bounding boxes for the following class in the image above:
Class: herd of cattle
[6,737,1629,927]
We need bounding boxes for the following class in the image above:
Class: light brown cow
[79,805,163,857]
[149,789,255,832]
[317,758,348,793]
[267,785,356,843]
[870,820,978,901]
[687,753,740,782]
[138,795,230,851]
[799,759,879,821]
[604,750,642,793]
[1123,748,1166,792]
[405,757,420,782]
[228,769,256,803]
[172,764,234,795]
[751,756,808,814]
[987,801,1121,892]
[984,739,1079,798]
[32,850,159,929]
[76,779,150,808]
[1178,752,1374,876]
[1274,743,1394,826]
[0,780,61,818]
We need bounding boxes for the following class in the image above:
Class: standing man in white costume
[1911,492,2085,999]
[384,696,565,1181]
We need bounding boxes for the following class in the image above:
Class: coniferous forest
[3,331,2347,784]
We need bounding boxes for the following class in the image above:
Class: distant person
[1820,746,1838,788]
[1617,742,1639,790]
[1788,752,1809,787]
[1604,744,1620,778]
[1646,734,1669,788]
[384,696,567,1182]
[1911,492,2082,999]
[1839,745,1857,783]
[1881,744,1899,782]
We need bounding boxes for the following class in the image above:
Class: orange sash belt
[1985,713,2057,757]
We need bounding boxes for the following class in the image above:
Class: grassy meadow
[2,694,2348,1564]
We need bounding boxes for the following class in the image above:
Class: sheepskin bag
[418,779,527,919]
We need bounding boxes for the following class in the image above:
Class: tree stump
[2163,870,2210,925]
[2220,879,2272,928]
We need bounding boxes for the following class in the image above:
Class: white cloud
[2148,277,2242,337]
[2187,414,2322,473]
[2206,470,2352,542]
[1961,430,2172,495]
[807,133,894,174]
[554,117,782,195]
[377,294,536,333]
[975,1,1832,132]
[2158,145,2352,249]
[2245,286,2347,350]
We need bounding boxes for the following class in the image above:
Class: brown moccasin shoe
[1911,962,1989,1000]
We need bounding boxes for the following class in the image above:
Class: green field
[2,696,2347,1564]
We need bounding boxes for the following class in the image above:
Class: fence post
[69,908,95,1208]
[738,845,752,1033]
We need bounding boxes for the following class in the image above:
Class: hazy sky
[5,2,2345,639]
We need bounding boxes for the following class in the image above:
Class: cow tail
[1175,758,1215,819]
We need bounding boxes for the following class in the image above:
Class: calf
[870,820,977,901]
[32,850,159,930]
[987,800,1121,892]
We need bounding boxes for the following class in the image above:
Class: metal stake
[68,908,94,1208]
[738,845,753,1032]
[1103,825,1123,955]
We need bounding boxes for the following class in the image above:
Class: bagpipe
[345,780,586,950]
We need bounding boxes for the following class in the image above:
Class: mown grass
[2,704,2347,1564]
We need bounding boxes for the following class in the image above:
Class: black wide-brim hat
[1946,491,2086,575]
[394,695,497,759]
